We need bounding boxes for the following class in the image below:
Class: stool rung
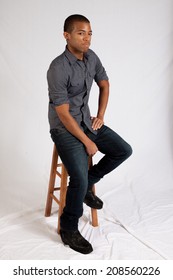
[56,171,61,178]
[50,193,60,205]
[54,187,60,191]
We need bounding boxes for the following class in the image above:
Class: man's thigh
[90,125,131,156]
[50,129,88,175]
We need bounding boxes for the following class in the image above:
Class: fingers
[85,140,98,156]
[88,146,98,156]
[91,117,104,130]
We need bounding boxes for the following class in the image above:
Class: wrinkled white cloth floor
[0,181,173,260]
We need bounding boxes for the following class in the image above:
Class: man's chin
[82,46,89,53]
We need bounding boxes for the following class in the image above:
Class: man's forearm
[97,80,109,119]
[55,104,98,155]
[56,108,89,145]
[97,89,109,119]
[92,80,109,130]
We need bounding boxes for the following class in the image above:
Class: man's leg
[87,125,132,189]
[50,129,93,254]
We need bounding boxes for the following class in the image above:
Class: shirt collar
[64,46,89,65]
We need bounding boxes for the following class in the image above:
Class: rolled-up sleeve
[94,54,109,83]
[47,63,69,106]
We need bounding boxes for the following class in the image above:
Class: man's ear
[63,32,70,40]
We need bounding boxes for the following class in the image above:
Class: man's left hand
[91,117,104,130]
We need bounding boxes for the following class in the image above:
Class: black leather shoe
[84,190,103,209]
[60,229,93,254]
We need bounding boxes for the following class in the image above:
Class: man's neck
[67,46,84,60]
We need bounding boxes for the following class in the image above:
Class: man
[47,14,132,254]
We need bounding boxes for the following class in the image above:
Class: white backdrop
[0,0,173,260]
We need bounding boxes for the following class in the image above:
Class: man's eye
[78,32,92,36]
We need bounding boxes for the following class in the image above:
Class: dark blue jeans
[51,124,132,231]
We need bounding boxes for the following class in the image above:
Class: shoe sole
[66,243,93,254]
[84,200,103,209]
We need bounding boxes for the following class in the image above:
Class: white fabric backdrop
[0,0,173,260]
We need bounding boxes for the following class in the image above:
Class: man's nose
[84,34,90,41]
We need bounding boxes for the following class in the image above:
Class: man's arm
[92,80,109,130]
[55,104,98,156]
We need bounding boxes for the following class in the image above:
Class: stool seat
[45,144,98,233]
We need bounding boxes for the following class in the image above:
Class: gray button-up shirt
[47,47,108,134]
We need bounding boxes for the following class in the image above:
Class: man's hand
[91,116,104,131]
[84,139,98,156]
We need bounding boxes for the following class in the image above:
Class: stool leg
[88,156,98,227]
[91,185,99,227]
[45,145,58,217]
[57,164,68,234]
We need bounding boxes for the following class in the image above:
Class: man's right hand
[85,139,98,156]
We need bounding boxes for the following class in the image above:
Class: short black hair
[64,14,90,33]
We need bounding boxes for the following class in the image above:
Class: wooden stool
[45,144,98,233]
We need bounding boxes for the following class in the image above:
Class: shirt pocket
[68,79,85,96]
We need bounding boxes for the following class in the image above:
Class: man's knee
[69,168,88,192]
[124,143,133,159]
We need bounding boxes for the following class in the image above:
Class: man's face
[64,21,92,55]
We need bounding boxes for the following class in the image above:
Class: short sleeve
[94,54,109,83]
[47,63,69,106]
